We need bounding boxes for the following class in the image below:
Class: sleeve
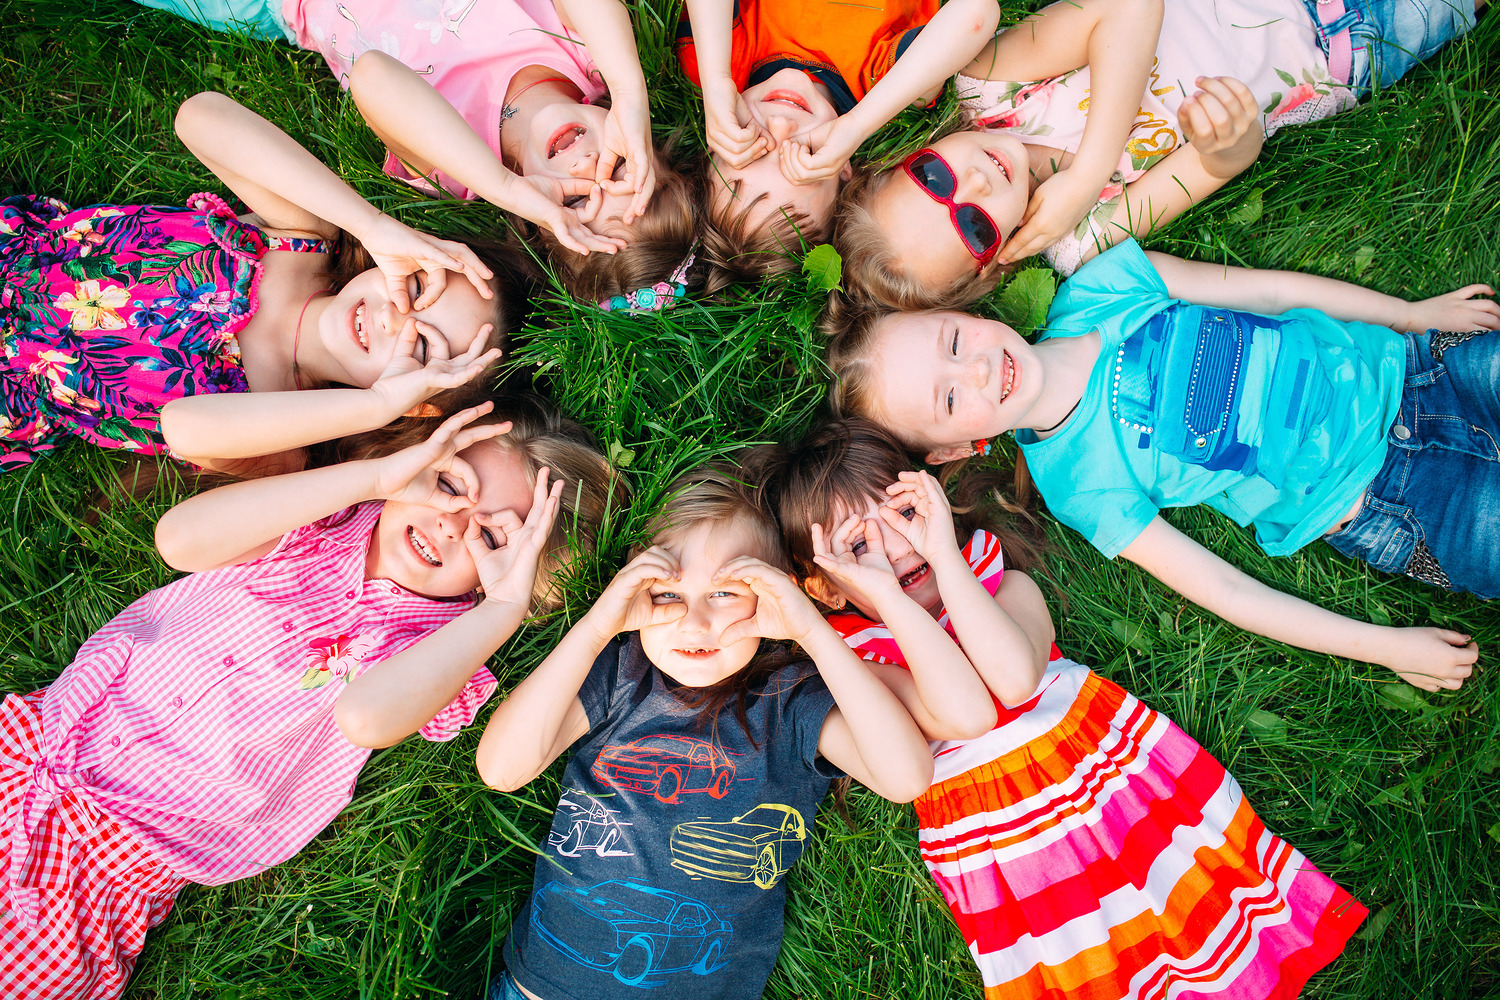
[1043,239,1171,338]
[576,637,626,727]
[1041,484,1157,559]
[826,612,905,667]
[771,664,844,778]
[254,503,380,566]
[961,529,1006,595]
[419,666,500,742]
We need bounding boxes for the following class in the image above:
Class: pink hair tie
[598,246,697,313]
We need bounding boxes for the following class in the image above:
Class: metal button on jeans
[1393,424,1412,440]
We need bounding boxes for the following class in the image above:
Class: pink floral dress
[0,193,332,471]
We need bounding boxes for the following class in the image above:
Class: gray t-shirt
[502,634,841,1000]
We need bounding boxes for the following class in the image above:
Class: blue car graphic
[532,879,733,987]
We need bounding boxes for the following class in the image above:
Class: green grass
[2,0,1499,996]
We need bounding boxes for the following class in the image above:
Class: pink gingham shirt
[13,502,496,889]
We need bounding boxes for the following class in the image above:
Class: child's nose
[956,163,991,201]
[680,601,712,635]
[766,116,798,144]
[567,150,598,178]
[435,510,467,540]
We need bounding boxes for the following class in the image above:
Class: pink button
[110,736,121,747]
[282,621,294,631]
[223,655,235,666]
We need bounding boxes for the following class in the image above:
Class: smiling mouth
[986,150,1013,184]
[674,647,721,659]
[999,350,1017,402]
[762,89,810,113]
[548,123,586,157]
[406,526,442,567]
[354,302,369,351]
[898,562,931,590]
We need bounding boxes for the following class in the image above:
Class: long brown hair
[695,156,829,289]
[831,163,1009,311]
[636,461,807,746]
[336,390,628,610]
[756,417,1043,594]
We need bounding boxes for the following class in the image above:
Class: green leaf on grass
[1110,618,1156,653]
[1377,685,1429,713]
[1357,906,1395,941]
[996,268,1056,335]
[1353,245,1376,276]
[1245,709,1287,744]
[1369,786,1408,807]
[802,244,843,292]
[1227,188,1264,226]
[1487,821,1500,843]
[607,441,635,468]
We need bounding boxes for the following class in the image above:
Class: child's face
[638,519,765,687]
[370,440,535,598]
[867,310,1041,458]
[709,69,846,235]
[515,101,641,238]
[826,495,944,618]
[319,268,495,388]
[868,131,1030,286]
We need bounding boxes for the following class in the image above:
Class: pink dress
[282,0,607,200]
[828,530,1366,999]
[0,502,496,1000]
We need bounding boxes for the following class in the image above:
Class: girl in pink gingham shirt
[0,402,602,1000]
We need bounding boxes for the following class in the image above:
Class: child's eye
[899,506,916,521]
[946,388,955,416]
[851,540,868,556]
[651,591,682,604]
[710,590,741,599]
[611,160,628,183]
[564,193,588,210]
[436,475,459,496]
[480,527,499,550]
[950,329,959,356]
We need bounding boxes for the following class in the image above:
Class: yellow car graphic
[669,804,807,889]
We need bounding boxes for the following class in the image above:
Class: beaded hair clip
[971,438,994,458]
[597,245,697,314]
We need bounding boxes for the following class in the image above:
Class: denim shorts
[1324,328,1500,598]
[130,0,295,41]
[485,970,530,1000]
[1301,0,1476,95]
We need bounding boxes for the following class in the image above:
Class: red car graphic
[592,735,737,803]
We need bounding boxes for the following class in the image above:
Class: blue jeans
[485,970,530,1000]
[1324,329,1500,598]
[1301,0,1475,95]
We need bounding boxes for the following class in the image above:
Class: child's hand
[717,557,823,645]
[1179,77,1262,180]
[1378,627,1478,692]
[880,470,961,561]
[998,169,1102,265]
[510,175,627,256]
[703,77,771,168]
[1403,284,1500,334]
[355,214,495,312]
[597,99,657,225]
[368,317,501,416]
[777,116,863,186]
[465,468,566,606]
[371,402,512,508]
[810,515,902,608]
[591,548,687,637]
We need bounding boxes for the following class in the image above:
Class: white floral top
[956,0,1354,273]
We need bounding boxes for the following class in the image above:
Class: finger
[1455,283,1495,299]
[626,163,656,224]
[445,453,481,505]
[412,266,447,311]
[595,144,624,188]
[529,477,566,539]
[810,521,831,558]
[862,518,887,561]
[415,321,450,363]
[574,184,604,227]
[440,236,495,286]
[1219,76,1259,117]
[717,617,758,648]
[451,419,515,453]
[463,516,494,569]
[392,316,422,363]
[713,554,772,585]
[451,329,495,368]
[386,269,412,314]
[1191,83,1234,134]
[427,401,495,447]
[829,513,864,557]
[482,508,527,539]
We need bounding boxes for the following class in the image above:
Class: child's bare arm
[336,473,563,748]
[160,321,498,469]
[476,548,686,790]
[686,0,768,167]
[779,0,1000,183]
[1068,78,1261,266]
[986,0,1164,263]
[1119,517,1478,691]
[347,52,623,255]
[1146,252,1500,333]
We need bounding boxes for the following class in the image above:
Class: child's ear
[925,442,979,464]
[801,574,847,611]
[839,160,854,183]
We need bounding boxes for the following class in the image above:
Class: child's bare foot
[1380,627,1478,691]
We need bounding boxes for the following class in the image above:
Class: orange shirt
[676,0,939,114]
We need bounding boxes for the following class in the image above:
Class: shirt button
[390,586,400,595]
[1194,436,1207,448]
[172,696,183,708]
[282,621,294,632]
[110,736,121,747]
[223,655,235,666]
[345,590,356,600]
[1392,424,1412,440]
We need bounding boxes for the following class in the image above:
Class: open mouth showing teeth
[549,125,586,157]
[355,303,368,351]
[676,648,719,657]
[763,90,810,113]
[406,526,442,567]
[898,563,930,589]
[986,151,1012,183]
[999,351,1016,402]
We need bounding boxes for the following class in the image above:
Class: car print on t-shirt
[669,803,807,889]
[531,878,734,987]
[549,791,634,858]
[591,734,739,803]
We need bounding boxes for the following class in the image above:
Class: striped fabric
[8,503,494,902]
[1,691,187,1000]
[829,530,1365,998]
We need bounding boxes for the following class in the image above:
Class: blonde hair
[697,156,829,288]
[637,460,787,572]
[833,164,1008,311]
[337,392,627,610]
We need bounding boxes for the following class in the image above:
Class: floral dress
[0,192,332,471]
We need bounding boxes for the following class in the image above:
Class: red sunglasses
[901,149,1004,271]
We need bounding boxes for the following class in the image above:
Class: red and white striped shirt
[13,503,496,890]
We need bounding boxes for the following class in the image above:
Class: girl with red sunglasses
[833,0,1480,311]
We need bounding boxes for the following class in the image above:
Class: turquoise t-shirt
[1016,241,1406,558]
